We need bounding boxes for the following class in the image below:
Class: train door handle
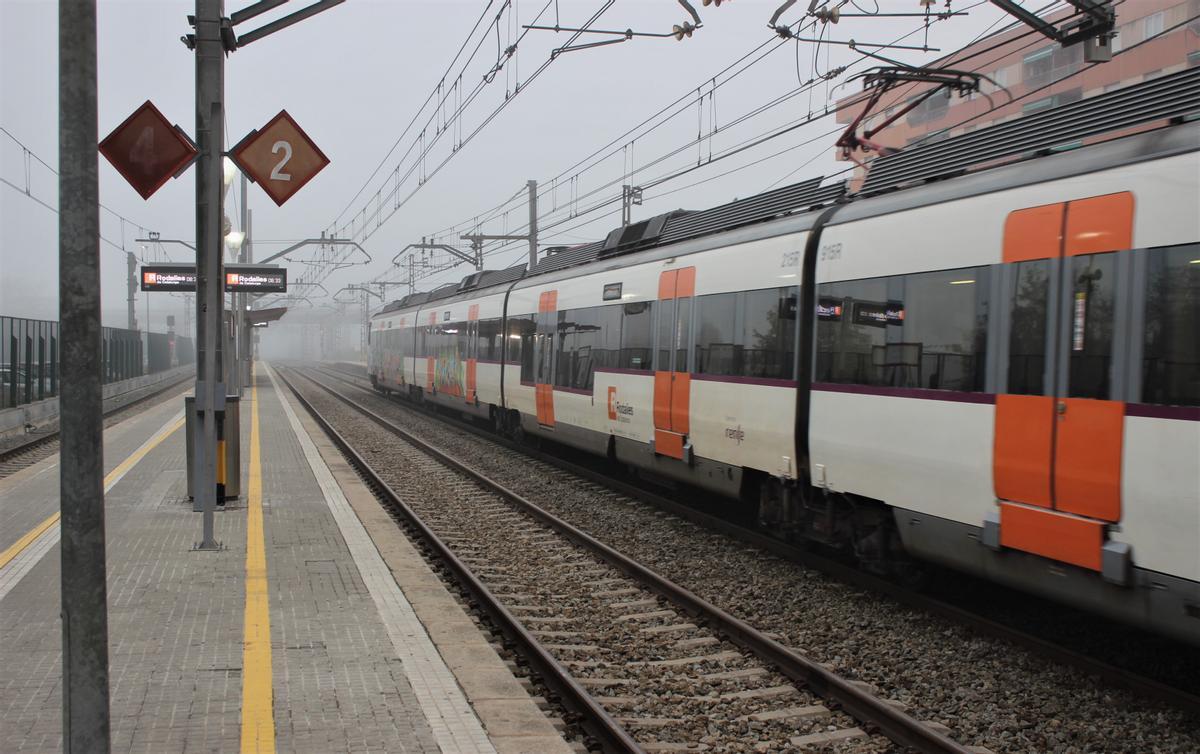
[1056,400,1067,415]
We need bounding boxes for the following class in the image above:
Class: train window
[904,269,988,391]
[477,318,501,361]
[458,321,471,359]
[694,288,798,380]
[555,306,622,390]
[1008,260,1050,395]
[619,301,653,370]
[1067,253,1116,400]
[696,288,796,381]
[742,287,797,380]
[817,268,988,391]
[534,311,556,385]
[656,299,676,372]
[675,296,693,373]
[1142,244,1200,406]
[556,311,580,389]
[695,292,737,375]
[508,314,535,379]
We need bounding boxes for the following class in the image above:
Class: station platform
[0,364,570,754]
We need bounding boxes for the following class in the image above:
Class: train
[368,104,1199,644]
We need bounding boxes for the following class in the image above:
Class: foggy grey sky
[2,0,1029,334]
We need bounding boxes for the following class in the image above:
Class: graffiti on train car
[434,346,466,396]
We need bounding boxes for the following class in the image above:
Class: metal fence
[1,315,194,410]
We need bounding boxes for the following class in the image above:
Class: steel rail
[314,364,1200,718]
[290,366,970,754]
[0,371,194,470]
[277,368,645,754]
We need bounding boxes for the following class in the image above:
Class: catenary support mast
[193,0,225,549]
[58,0,111,749]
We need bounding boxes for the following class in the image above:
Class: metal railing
[1,315,194,410]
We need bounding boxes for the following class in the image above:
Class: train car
[368,111,1199,643]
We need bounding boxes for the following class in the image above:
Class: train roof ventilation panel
[860,66,1200,195]
[458,271,485,291]
[600,210,690,257]
[427,282,460,303]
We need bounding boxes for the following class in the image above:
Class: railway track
[302,362,1200,749]
[0,372,193,479]
[312,364,1200,717]
[281,365,971,753]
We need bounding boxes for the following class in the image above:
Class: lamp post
[222,156,246,393]
[222,230,245,392]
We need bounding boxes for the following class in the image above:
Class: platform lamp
[222,227,246,392]
[221,157,247,393]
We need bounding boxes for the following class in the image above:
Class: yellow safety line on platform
[0,514,58,569]
[240,376,275,753]
[0,414,185,570]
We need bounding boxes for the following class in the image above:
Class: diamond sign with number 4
[229,110,329,207]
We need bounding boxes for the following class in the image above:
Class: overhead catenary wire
[433,0,1018,245]
[418,2,983,266]
[407,0,1147,281]
[372,12,816,254]
[346,0,615,243]
[328,0,501,229]
[329,0,609,242]
[0,125,159,258]
[528,0,1085,229]
[365,0,1154,295]
[410,21,820,255]
[375,2,970,285]
[290,1,574,307]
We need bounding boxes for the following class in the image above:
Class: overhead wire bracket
[988,0,1115,61]
[255,237,371,269]
[393,237,481,269]
[527,0,703,56]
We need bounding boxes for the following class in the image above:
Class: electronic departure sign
[141,265,197,292]
[140,264,286,292]
[225,266,287,292]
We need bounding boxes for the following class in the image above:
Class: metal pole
[242,208,253,386]
[59,0,111,749]
[361,288,368,358]
[126,251,137,330]
[527,179,538,270]
[194,0,224,548]
[235,173,248,394]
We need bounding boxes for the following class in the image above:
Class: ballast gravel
[306,368,1200,754]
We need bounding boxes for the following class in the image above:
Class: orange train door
[466,304,479,404]
[653,268,695,460]
[994,192,1133,571]
[426,310,438,392]
[534,291,557,427]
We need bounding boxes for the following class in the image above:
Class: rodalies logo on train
[606,387,634,423]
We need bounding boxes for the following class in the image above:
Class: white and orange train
[369,119,1199,643]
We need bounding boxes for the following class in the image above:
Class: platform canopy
[247,306,287,326]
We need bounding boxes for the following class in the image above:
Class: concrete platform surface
[0,363,571,754]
